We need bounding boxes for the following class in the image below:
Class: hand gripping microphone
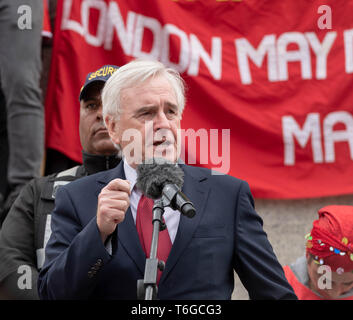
[136,159,196,218]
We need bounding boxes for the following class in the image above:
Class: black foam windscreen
[136,158,184,199]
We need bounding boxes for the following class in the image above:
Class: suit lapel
[96,161,146,275]
[117,207,146,274]
[160,165,210,283]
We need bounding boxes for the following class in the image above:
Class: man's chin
[148,146,178,163]
[91,141,118,155]
[121,145,179,168]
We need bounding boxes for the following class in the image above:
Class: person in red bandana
[284,205,353,300]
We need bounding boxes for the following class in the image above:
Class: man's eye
[167,108,178,118]
[139,111,153,118]
[86,103,97,110]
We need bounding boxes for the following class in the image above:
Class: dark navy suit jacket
[38,162,297,300]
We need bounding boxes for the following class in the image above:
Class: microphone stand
[137,199,166,300]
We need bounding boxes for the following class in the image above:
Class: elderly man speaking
[38,59,296,300]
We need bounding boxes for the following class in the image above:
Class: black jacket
[0,153,121,299]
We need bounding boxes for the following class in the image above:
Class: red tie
[136,194,172,284]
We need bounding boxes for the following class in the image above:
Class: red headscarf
[306,205,353,273]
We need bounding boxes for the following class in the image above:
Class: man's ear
[306,252,313,265]
[105,115,120,145]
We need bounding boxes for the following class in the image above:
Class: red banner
[42,0,52,39]
[45,0,353,199]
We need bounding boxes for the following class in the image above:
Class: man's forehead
[121,85,176,105]
[123,75,174,93]
[331,271,353,282]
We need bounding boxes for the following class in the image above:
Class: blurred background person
[0,0,45,225]
[0,65,121,299]
[283,205,353,300]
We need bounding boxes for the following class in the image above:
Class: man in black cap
[0,65,121,299]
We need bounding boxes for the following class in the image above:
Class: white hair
[102,59,186,125]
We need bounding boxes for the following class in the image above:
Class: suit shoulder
[183,165,246,188]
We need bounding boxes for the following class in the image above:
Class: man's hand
[97,178,131,243]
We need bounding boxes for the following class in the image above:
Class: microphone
[136,159,196,218]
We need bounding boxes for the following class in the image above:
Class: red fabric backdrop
[45,0,353,199]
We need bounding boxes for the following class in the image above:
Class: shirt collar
[123,160,138,193]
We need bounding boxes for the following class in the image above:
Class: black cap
[79,65,119,101]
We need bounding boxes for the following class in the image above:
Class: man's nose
[96,104,103,120]
[154,110,170,130]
